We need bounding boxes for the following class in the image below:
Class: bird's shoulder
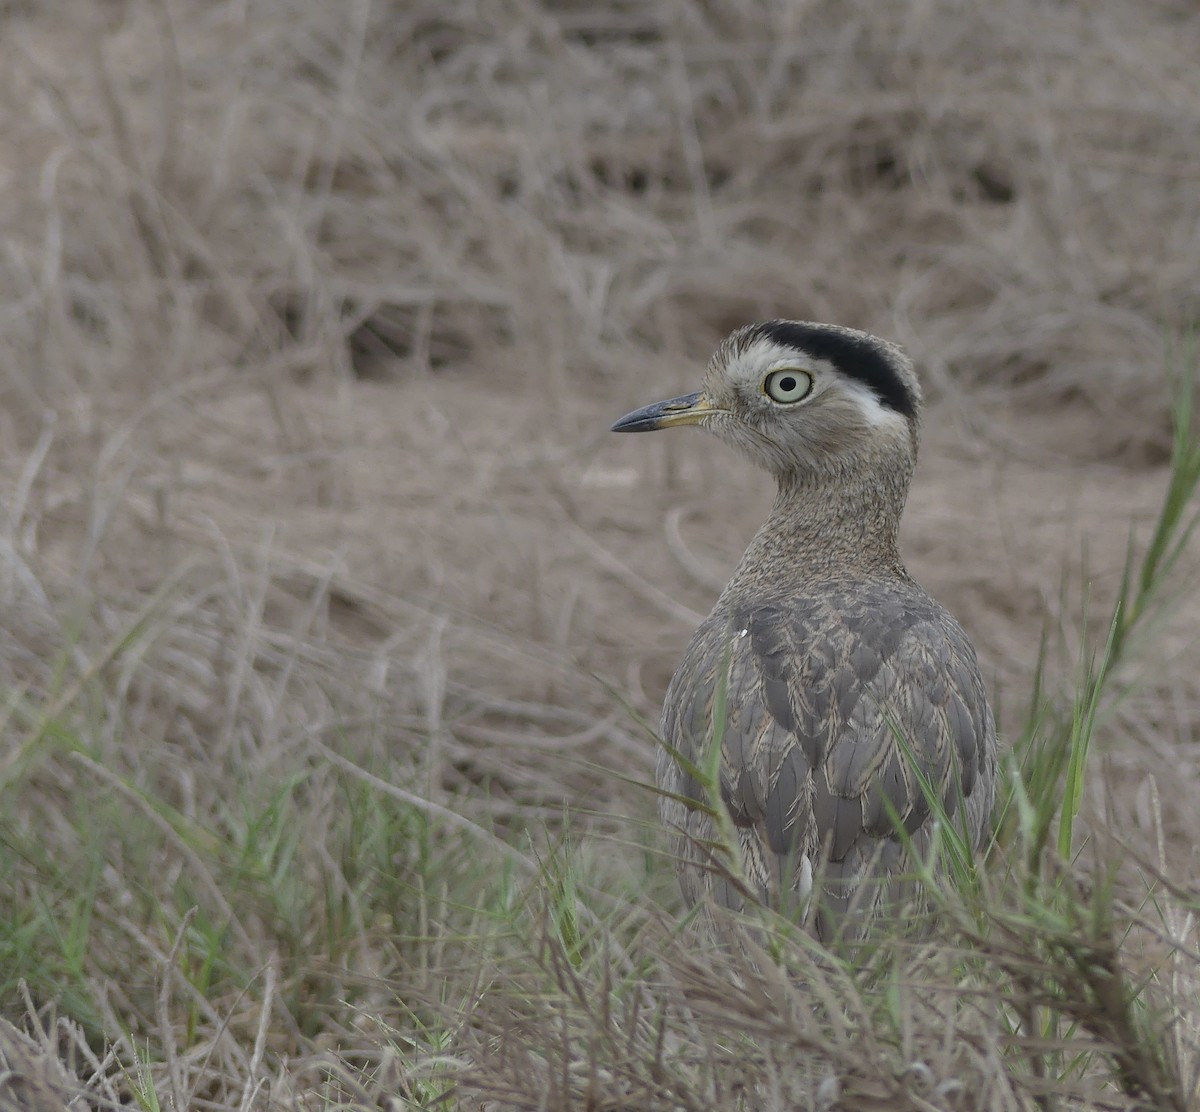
[660,576,993,847]
[665,576,985,726]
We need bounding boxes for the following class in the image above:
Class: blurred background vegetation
[0,1,1197,1108]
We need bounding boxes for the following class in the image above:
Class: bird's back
[658,575,996,939]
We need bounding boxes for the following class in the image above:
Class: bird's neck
[720,467,911,599]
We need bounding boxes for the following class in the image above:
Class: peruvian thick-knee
[612,320,996,939]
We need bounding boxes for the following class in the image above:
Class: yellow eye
[763,368,813,404]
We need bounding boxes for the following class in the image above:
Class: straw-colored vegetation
[1,1,1199,1108]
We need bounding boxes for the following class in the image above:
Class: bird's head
[612,321,922,487]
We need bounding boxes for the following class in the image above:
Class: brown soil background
[0,0,1198,1103]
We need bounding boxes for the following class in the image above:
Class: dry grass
[0,0,1199,1108]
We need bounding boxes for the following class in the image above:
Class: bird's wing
[660,583,994,934]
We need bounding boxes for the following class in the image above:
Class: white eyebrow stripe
[839,376,908,428]
[724,340,820,381]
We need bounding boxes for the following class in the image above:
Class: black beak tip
[610,406,661,433]
[610,392,704,433]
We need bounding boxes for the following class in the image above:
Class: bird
[611,320,996,940]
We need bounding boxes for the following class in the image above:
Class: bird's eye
[763,369,814,404]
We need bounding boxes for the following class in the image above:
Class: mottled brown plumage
[612,321,996,940]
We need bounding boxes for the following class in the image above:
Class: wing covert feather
[657,579,996,936]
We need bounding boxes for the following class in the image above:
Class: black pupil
[779,375,797,393]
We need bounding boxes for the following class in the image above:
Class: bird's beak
[610,391,722,433]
